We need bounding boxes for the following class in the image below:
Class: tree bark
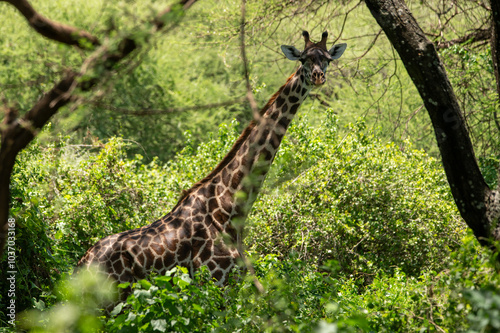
[490,0,500,101]
[0,0,198,257]
[0,0,100,49]
[490,0,500,137]
[364,0,500,249]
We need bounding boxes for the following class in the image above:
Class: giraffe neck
[77,66,313,290]
[230,67,310,220]
[175,67,311,238]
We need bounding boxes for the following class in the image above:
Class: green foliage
[106,267,223,333]
[0,142,57,323]
[8,117,499,332]
[19,266,115,333]
[479,156,499,189]
[1,0,499,331]
[347,232,500,332]
[102,258,370,333]
[440,45,499,161]
[14,136,162,265]
[104,241,498,333]
[220,255,370,333]
[249,111,464,279]
[463,287,500,333]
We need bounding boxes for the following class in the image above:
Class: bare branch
[354,29,383,60]
[237,0,264,295]
[2,0,100,49]
[240,0,259,119]
[434,28,491,49]
[95,98,246,116]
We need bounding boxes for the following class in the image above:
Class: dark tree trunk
[364,0,500,249]
[490,0,500,138]
[490,0,500,101]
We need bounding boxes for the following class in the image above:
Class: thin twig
[94,98,246,116]
[434,28,491,49]
[236,0,265,295]
[240,0,259,120]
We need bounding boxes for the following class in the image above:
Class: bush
[337,231,500,332]
[220,255,370,333]
[0,142,57,323]
[248,111,465,279]
[106,267,224,333]
[5,115,493,333]
[102,258,369,333]
[19,266,115,333]
[0,121,240,319]
[463,286,500,333]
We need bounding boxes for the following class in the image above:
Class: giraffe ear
[328,43,347,60]
[281,45,302,61]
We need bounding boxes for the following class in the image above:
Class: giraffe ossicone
[77,31,346,295]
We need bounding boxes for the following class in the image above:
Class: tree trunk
[490,0,500,102]
[364,0,500,249]
[490,0,500,138]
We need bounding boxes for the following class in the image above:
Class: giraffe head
[281,31,346,86]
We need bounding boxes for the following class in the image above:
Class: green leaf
[192,303,204,314]
[139,279,152,290]
[117,282,131,289]
[110,302,124,316]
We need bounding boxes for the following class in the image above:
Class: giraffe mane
[172,71,298,208]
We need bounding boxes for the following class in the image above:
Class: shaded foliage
[249,111,464,280]
[3,118,495,332]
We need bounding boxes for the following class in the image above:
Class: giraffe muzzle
[311,71,326,85]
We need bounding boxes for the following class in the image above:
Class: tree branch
[434,28,491,49]
[239,0,259,120]
[1,0,100,49]
[364,0,497,249]
[154,0,196,30]
[0,0,198,257]
[94,98,246,116]
[237,0,264,295]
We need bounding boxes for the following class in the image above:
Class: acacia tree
[0,0,198,257]
[364,0,500,252]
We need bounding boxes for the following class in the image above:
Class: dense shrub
[0,143,57,322]
[3,115,497,332]
[106,267,225,333]
[249,111,465,279]
[19,267,115,333]
[18,242,500,333]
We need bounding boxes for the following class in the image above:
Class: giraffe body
[78,31,346,289]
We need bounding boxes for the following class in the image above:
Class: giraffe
[77,31,346,292]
